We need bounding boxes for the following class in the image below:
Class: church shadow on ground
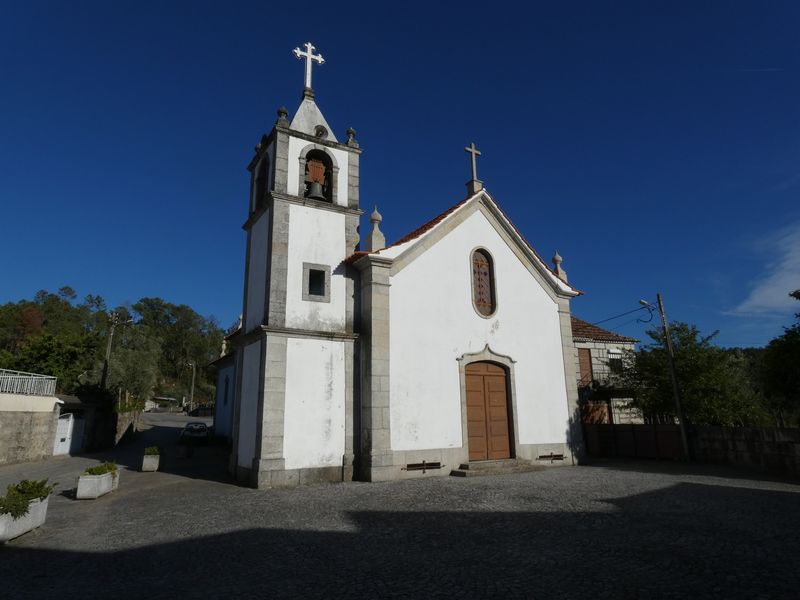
[2,481,798,599]
[86,420,233,486]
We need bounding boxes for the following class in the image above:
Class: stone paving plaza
[1,414,799,599]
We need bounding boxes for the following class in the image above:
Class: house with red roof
[571,317,642,425]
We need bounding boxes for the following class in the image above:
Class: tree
[100,325,161,404]
[6,333,98,392]
[761,291,800,426]
[1,288,223,404]
[622,322,766,426]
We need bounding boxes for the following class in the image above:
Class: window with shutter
[578,348,593,385]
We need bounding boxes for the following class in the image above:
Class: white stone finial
[552,250,568,283]
[293,42,325,90]
[367,205,386,252]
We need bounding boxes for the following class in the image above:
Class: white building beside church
[226,43,583,488]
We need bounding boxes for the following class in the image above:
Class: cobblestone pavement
[1,420,799,599]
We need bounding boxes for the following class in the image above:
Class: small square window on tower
[302,262,331,303]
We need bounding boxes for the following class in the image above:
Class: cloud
[732,223,800,316]
[770,171,800,193]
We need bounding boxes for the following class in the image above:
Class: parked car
[179,422,210,444]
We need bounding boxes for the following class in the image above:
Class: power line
[592,304,653,326]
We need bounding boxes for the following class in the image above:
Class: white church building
[226,43,583,488]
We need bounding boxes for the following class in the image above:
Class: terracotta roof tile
[383,198,470,249]
[342,191,583,296]
[571,316,637,343]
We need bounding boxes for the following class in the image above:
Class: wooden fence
[583,423,684,460]
[584,423,800,478]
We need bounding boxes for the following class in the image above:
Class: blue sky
[1,1,798,346]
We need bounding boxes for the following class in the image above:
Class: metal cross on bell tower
[464,142,484,195]
[293,42,325,92]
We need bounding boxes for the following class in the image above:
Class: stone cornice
[232,325,358,346]
[261,325,358,341]
[284,127,363,155]
[242,191,362,229]
[271,192,362,216]
[352,254,394,271]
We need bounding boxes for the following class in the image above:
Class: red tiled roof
[342,197,470,264]
[571,316,637,343]
[343,191,583,296]
[383,198,470,250]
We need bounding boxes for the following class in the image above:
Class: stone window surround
[469,246,498,319]
[302,262,331,303]
[456,344,520,459]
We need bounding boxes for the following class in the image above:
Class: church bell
[306,181,325,200]
[306,158,327,200]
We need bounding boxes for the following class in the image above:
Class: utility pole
[187,361,196,414]
[100,311,133,390]
[656,293,692,461]
[101,312,119,390]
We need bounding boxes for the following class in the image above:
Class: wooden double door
[466,361,512,461]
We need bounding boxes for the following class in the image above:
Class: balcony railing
[0,369,57,396]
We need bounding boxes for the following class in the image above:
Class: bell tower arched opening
[303,149,333,202]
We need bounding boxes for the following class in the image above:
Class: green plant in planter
[144,446,162,456]
[83,462,118,478]
[0,479,55,519]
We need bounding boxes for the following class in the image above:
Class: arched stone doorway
[465,361,512,461]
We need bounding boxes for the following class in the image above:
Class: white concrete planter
[0,497,49,543]
[76,470,119,499]
[141,455,160,472]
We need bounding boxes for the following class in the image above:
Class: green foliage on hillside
[622,291,800,427]
[761,291,800,426]
[622,323,766,426]
[0,287,224,406]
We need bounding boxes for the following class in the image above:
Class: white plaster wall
[0,394,60,412]
[283,338,345,469]
[213,361,236,439]
[285,204,346,331]
[244,209,270,332]
[286,137,349,207]
[389,209,570,451]
[237,341,261,468]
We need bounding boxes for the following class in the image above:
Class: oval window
[472,249,496,316]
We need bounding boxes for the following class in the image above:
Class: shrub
[0,479,55,520]
[144,446,161,456]
[83,462,118,477]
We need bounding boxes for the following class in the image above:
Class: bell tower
[232,42,363,488]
